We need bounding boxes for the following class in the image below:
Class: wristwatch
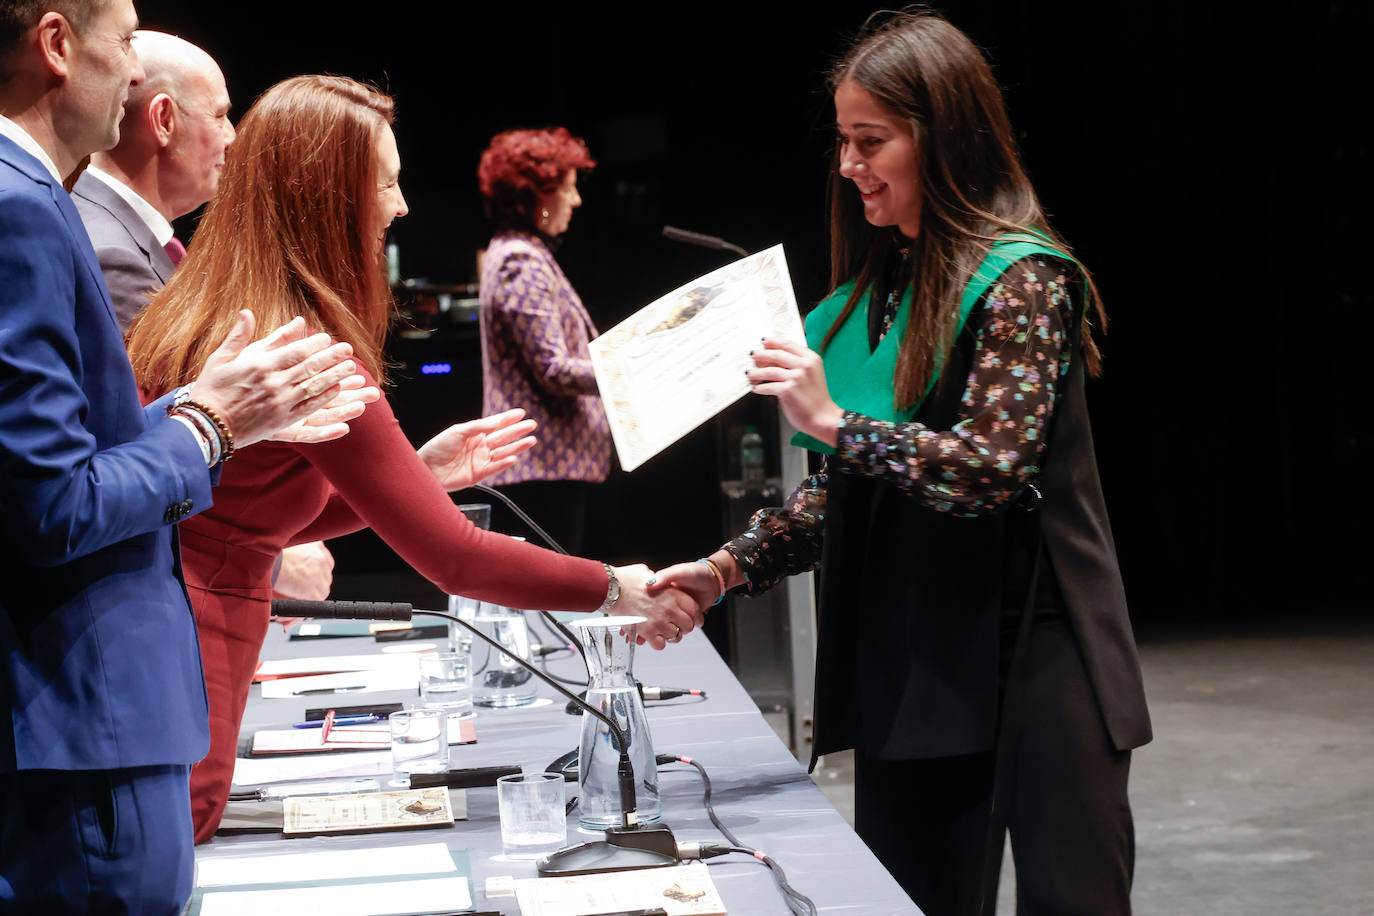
[597,563,621,613]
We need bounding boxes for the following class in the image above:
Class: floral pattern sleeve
[721,470,828,594]
[833,255,1075,517]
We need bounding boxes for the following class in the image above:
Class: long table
[196,620,919,914]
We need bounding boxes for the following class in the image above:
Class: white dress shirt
[84,163,175,247]
[0,115,62,183]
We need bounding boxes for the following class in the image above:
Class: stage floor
[805,611,1374,915]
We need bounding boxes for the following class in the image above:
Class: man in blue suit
[0,0,374,909]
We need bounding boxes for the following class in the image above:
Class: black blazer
[810,267,1151,763]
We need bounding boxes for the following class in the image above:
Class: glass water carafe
[573,616,660,830]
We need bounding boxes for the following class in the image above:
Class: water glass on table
[497,772,566,858]
[419,651,474,722]
[449,506,490,653]
[471,604,538,708]
[388,707,448,787]
[446,594,477,654]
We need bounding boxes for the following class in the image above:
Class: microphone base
[536,825,680,877]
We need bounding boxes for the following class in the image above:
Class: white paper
[231,750,393,788]
[198,876,471,916]
[514,862,724,915]
[258,667,418,699]
[196,842,457,887]
[256,653,424,678]
[251,725,390,754]
[590,244,804,471]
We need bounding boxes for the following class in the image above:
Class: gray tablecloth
[196,618,918,914]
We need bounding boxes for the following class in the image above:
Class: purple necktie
[164,237,186,266]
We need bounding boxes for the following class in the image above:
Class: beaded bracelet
[173,399,235,462]
[697,557,727,606]
[169,406,222,466]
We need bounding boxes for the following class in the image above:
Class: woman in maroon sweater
[127,76,699,843]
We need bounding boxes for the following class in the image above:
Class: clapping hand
[269,374,380,443]
[190,312,370,447]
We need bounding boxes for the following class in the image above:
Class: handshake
[608,552,742,652]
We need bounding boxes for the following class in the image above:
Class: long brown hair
[128,75,396,390]
[825,9,1106,408]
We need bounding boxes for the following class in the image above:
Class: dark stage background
[138,0,1369,620]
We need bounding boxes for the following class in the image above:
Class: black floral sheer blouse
[723,255,1077,593]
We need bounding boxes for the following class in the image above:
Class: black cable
[470,484,567,559]
[638,686,708,703]
[718,846,815,916]
[469,484,594,660]
[545,748,580,782]
[532,611,587,686]
[467,487,806,909]
[464,484,588,686]
[411,607,641,828]
[544,748,581,815]
[657,754,738,848]
[658,754,817,916]
[565,684,709,717]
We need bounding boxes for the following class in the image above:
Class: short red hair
[477,127,595,229]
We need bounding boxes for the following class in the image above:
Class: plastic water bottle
[386,242,400,286]
[740,426,765,488]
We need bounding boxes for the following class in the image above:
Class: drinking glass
[388,707,448,787]
[497,772,566,858]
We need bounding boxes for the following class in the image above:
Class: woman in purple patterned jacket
[477,128,610,553]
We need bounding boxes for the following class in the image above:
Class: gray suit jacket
[71,171,175,331]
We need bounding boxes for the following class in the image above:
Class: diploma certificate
[590,244,803,471]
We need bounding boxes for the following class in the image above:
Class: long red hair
[129,75,396,390]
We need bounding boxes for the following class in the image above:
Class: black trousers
[853,617,1134,916]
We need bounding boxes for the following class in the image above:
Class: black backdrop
[137,0,1370,619]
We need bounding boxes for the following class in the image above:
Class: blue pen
[292,714,380,729]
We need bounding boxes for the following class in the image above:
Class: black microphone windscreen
[270,599,413,622]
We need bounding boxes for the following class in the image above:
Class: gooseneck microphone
[270,598,682,876]
[662,225,749,258]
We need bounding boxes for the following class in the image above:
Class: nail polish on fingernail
[646,577,657,586]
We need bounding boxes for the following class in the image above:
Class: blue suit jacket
[0,135,211,772]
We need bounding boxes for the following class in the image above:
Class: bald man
[72,29,232,329]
